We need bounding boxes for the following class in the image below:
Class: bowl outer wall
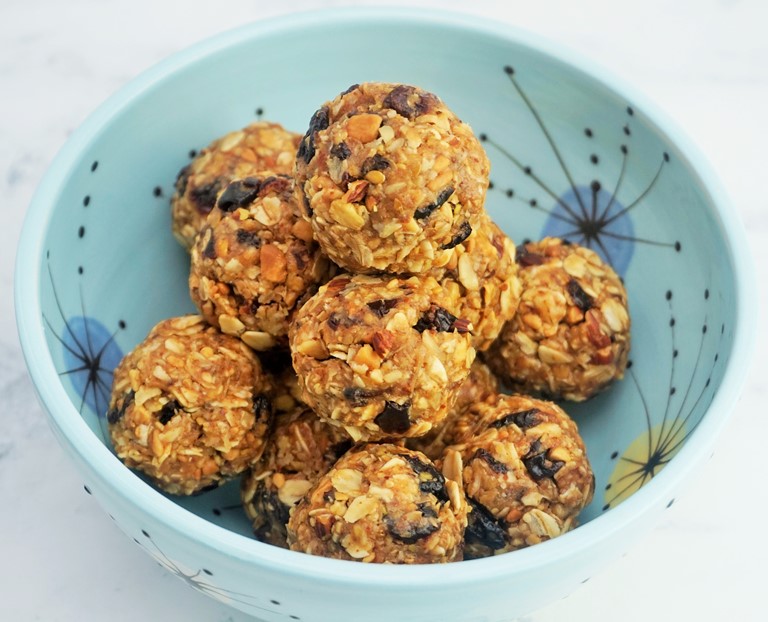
[14,4,758,598]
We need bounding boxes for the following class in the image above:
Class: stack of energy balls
[107,83,631,564]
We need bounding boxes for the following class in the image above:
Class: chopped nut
[521,491,544,507]
[365,170,386,184]
[346,113,383,143]
[457,253,480,291]
[343,495,379,523]
[218,314,246,336]
[241,330,277,351]
[548,446,572,462]
[352,344,382,370]
[371,330,395,356]
[427,169,454,192]
[277,479,314,506]
[345,180,369,203]
[329,200,366,230]
[291,219,314,244]
[260,244,288,282]
[295,338,328,359]
[432,154,451,173]
[331,468,364,496]
[378,124,395,142]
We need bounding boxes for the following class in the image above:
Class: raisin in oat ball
[486,237,630,401]
[294,82,489,274]
[290,273,476,441]
[287,443,467,563]
[445,394,594,559]
[408,359,500,461]
[189,174,334,351]
[241,407,352,547]
[433,216,521,351]
[107,315,274,496]
[172,121,301,249]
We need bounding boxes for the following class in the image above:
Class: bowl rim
[15,6,757,588]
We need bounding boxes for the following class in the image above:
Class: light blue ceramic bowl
[15,8,756,622]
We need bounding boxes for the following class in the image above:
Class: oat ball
[294,82,489,274]
[189,174,334,351]
[287,443,467,563]
[433,216,521,351]
[290,273,476,441]
[486,237,630,401]
[172,121,301,249]
[445,394,594,559]
[241,407,352,547]
[408,359,500,461]
[107,315,274,495]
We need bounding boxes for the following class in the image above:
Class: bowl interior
[37,14,736,539]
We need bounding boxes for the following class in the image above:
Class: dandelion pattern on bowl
[43,258,125,442]
[484,65,680,277]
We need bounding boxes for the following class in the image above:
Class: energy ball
[433,216,521,351]
[287,443,467,563]
[241,407,352,547]
[445,394,594,559]
[189,174,334,351]
[294,82,489,274]
[290,273,476,441]
[408,359,500,461]
[172,121,301,249]
[107,315,274,495]
[486,237,630,401]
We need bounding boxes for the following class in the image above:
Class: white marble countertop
[2,0,766,620]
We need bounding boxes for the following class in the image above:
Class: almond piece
[346,113,382,143]
[260,244,287,282]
